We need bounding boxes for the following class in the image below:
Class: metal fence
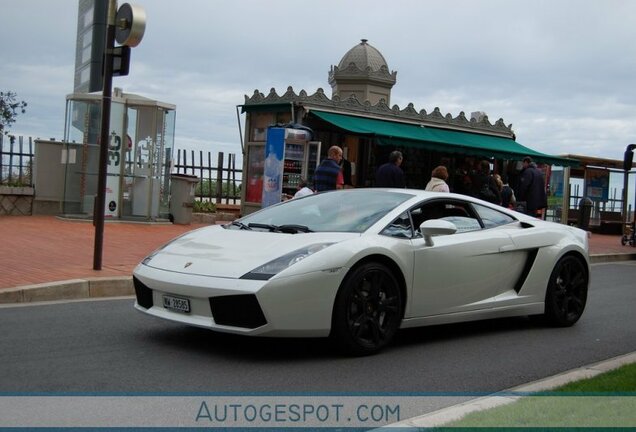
[1,136,243,205]
[173,149,242,205]
[0,135,34,187]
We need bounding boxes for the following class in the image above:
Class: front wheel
[332,262,402,356]
[543,255,588,327]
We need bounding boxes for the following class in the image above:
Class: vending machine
[261,126,321,208]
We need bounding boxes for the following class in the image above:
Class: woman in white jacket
[425,165,450,192]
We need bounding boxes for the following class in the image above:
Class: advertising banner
[262,127,285,208]
[105,132,123,218]
[585,167,610,202]
[550,169,564,198]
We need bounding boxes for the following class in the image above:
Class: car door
[407,199,522,318]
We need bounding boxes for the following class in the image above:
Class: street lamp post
[93,0,117,270]
[93,1,146,270]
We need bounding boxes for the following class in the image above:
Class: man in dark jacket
[375,151,406,188]
[313,146,343,192]
[517,156,547,218]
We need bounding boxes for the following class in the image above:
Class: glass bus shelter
[62,88,176,221]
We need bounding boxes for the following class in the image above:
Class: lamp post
[93,1,146,270]
[93,0,117,270]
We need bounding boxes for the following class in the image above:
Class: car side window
[473,203,516,228]
[382,211,414,238]
[410,200,482,234]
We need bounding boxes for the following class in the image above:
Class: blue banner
[262,128,285,208]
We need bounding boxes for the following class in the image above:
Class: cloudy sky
[3,0,636,165]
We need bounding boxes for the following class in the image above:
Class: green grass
[553,362,636,393]
[442,362,636,428]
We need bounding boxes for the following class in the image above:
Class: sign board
[261,128,285,208]
[585,167,609,202]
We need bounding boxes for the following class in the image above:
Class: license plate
[163,295,191,313]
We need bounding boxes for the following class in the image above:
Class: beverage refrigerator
[261,127,321,207]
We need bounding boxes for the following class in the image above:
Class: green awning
[310,110,577,166]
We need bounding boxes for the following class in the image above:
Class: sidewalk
[0,215,209,301]
[1,215,635,302]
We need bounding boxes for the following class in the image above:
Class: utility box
[170,174,199,225]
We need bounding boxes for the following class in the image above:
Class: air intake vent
[133,276,153,309]
[209,294,267,329]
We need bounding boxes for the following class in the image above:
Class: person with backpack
[472,160,501,204]
[495,174,516,209]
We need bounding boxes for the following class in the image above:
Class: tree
[0,91,28,135]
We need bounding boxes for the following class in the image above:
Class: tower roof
[329,39,397,90]
[338,39,389,71]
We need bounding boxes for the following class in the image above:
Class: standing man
[313,146,343,192]
[517,156,547,218]
[375,150,406,188]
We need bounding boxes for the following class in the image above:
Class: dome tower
[328,39,397,105]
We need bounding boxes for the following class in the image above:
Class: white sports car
[133,189,589,355]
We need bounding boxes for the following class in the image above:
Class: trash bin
[170,174,199,224]
[577,197,593,230]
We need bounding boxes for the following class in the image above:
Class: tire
[543,255,588,327]
[332,262,402,356]
[621,236,627,246]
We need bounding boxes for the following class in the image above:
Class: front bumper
[132,263,346,337]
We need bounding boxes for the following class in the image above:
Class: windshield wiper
[247,223,312,234]
[278,224,313,233]
[230,221,252,230]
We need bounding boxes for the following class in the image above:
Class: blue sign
[261,127,285,208]
[585,168,609,202]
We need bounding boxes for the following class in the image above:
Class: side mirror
[420,219,457,247]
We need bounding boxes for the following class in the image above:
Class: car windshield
[229,189,414,233]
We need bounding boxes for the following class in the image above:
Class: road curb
[390,351,636,428]
[590,252,636,264]
[0,276,133,304]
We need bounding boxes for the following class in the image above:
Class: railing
[172,149,242,205]
[0,135,34,187]
[2,136,242,207]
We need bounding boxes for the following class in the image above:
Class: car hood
[142,225,357,278]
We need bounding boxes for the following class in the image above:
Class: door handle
[499,244,515,252]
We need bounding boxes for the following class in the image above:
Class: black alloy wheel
[332,262,402,355]
[543,255,588,327]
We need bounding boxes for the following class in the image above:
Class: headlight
[240,243,333,280]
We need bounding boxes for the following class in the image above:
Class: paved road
[1,262,635,398]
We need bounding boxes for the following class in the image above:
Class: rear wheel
[543,255,588,327]
[332,262,402,356]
